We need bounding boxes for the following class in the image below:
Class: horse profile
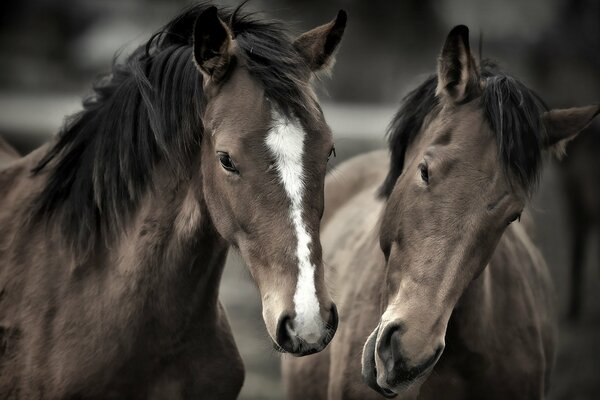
[283,26,599,399]
[0,3,346,398]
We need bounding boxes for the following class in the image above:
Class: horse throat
[107,168,229,328]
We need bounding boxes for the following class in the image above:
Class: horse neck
[107,160,229,320]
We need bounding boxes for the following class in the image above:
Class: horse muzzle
[362,323,444,397]
[362,327,398,398]
[273,304,338,356]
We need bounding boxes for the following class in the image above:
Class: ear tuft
[436,25,480,103]
[193,6,232,82]
[543,104,600,157]
[294,10,347,72]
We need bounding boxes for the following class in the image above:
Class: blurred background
[0,0,598,398]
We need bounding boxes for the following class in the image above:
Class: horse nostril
[377,322,443,386]
[377,323,402,372]
[276,313,295,353]
[276,306,338,354]
[328,304,339,332]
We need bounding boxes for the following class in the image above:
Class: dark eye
[419,162,429,184]
[328,146,336,162]
[507,212,522,225]
[218,152,238,173]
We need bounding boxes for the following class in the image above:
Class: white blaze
[266,111,323,343]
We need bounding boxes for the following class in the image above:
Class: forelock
[380,61,548,198]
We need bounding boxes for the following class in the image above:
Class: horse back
[0,144,49,211]
[0,144,57,351]
[0,136,21,169]
[322,150,388,227]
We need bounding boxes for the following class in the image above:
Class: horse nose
[275,304,338,356]
[377,323,443,386]
[276,313,295,352]
[377,323,403,374]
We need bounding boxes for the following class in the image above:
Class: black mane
[32,2,312,256]
[380,61,548,198]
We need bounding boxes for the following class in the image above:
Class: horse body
[284,151,556,399]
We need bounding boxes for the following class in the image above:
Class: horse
[557,121,600,320]
[0,3,347,398]
[282,25,599,400]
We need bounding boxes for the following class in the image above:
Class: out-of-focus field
[1,99,598,399]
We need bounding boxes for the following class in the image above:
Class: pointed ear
[294,10,347,72]
[193,6,232,82]
[543,105,600,153]
[436,25,480,103]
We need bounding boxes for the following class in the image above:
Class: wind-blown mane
[31,3,312,256]
[380,60,548,198]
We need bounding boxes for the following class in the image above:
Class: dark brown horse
[283,26,599,399]
[0,4,346,398]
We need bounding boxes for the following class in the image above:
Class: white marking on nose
[266,110,324,344]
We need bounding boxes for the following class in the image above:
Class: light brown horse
[0,4,346,398]
[283,26,600,399]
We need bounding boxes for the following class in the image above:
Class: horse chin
[362,328,428,399]
[377,374,426,399]
[362,363,398,398]
[271,338,324,357]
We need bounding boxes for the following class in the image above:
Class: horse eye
[218,152,238,173]
[507,212,522,225]
[328,146,336,161]
[419,162,429,184]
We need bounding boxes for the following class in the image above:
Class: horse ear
[436,25,480,103]
[542,105,600,154]
[294,10,347,72]
[193,6,232,82]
